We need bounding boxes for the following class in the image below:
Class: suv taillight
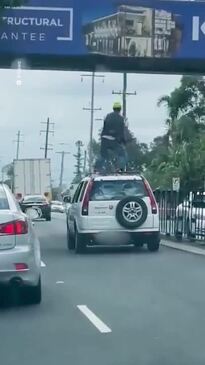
[143,178,158,215]
[0,220,28,236]
[82,180,94,216]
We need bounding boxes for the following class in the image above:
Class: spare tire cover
[116,196,148,229]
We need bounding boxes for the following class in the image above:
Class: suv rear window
[0,187,9,210]
[89,180,147,201]
[23,196,46,203]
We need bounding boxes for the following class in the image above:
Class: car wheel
[186,219,196,242]
[46,215,51,221]
[75,230,86,254]
[23,278,42,305]
[175,232,183,241]
[67,227,75,250]
[116,196,148,229]
[134,241,144,248]
[147,239,160,252]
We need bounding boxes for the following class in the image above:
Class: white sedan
[0,184,41,304]
[175,193,205,240]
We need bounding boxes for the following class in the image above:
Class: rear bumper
[79,230,160,245]
[76,215,159,233]
[21,205,51,218]
[0,246,40,286]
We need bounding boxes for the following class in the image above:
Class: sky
[0,69,181,186]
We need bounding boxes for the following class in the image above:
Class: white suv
[66,174,160,253]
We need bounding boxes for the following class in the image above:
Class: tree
[73,141,84,184]
[2,163,14,189]
[146,76,205,190]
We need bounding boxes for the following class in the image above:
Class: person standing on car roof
[100,102,127,171]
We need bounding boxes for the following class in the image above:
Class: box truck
[13,159,52,201]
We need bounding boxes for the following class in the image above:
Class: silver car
[0,184,41,304]
[51,200,65,213]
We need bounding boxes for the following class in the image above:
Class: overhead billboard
[1,0,205,71]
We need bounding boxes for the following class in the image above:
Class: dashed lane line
[77,305,112,334]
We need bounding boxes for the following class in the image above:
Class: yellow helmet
[113,101,122,110]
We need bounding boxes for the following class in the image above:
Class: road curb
[161,240,205,256]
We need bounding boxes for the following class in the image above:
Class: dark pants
[100,138,127,170]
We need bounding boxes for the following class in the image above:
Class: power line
[81,72,105,173]
[40,117,55,158]
[112,72,136,121]
[13,130,24,160]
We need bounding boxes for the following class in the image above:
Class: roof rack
[87,170,141,177]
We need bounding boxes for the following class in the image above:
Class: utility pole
[56,150,70,189]
[112,72,137,121]
[40,118,55,158]
[13,130,23,160]
[81,72,104,173]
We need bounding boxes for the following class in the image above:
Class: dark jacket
[101,112,125,143]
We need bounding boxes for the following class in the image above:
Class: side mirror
[63,196,71,203]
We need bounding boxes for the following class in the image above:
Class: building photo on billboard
[83,4,182,58]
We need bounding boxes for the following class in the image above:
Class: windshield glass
[90,180,147,201]
[23,196,46,203]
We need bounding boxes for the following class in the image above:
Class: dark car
[20,195,51,221]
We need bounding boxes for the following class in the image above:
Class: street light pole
[56,149,70,190]
[90,73,95,171]
[81,72,104,173]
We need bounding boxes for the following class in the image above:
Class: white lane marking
[77,305,112,334]
[161,240,205,256]
[56,281,64,284]
[41,261,46,267]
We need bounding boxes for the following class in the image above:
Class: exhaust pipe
[10,277,23,288]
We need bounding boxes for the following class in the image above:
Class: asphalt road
[1,213,205,365]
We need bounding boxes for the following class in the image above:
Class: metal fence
[154,190,205,242]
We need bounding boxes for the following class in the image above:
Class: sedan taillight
[0,220,28,236]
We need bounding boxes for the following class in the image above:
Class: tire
[75,230,86,254]
[147,240,160,252]
[175,232,183,242]
[23,278,42,305]
[116,196,148,229]
[186,219,196,242]
[67,226,75,250]
[46,215,51,221]
[135,242,144,248]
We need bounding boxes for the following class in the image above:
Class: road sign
[172,178,180,192]
[1,1,205,72]
[1,0,205,60]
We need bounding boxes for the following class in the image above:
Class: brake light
[0,220,28,236]
[15,263,28,271]
[43,202,49,206]
[143,179,158,214]
[82,180,94,216]
[16,193,22,200]
[0,222,15,235]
